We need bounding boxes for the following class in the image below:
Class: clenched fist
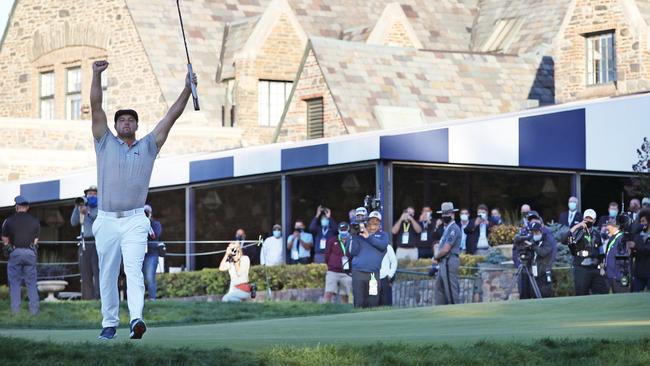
[93,60,109,73]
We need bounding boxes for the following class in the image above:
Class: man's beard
[117,130,136,140]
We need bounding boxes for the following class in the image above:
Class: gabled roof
[299,37,553,133]
[216,16,260,81]
[471,0,572,54]
[126,0,478,123]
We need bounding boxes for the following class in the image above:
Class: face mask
[568,202,577,211]
[273,230,282,238]
[609,209,618,217]
[479,212,487,220]
[235,235,244,241]
[492,215,501,221]
[460,214,469,221]
[533,234,543,241]
[641,224,649,232]
[339,231,349,238]
[320,218,329,227]
[442,216,452,224]
[86,196,98,207]
[585,221,594,229]
[295,227,304,233]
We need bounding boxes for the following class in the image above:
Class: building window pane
[39,71,55,120]
[258,80,292,127]
[586,32,616,85]
[66,67,82,120]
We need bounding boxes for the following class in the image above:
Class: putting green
[1,293,649,350]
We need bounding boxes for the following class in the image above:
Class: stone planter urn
[37,280,68,302]
[495,244,513,260]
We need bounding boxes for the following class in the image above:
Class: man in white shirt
[379,243,397,306]
[261,224,284,266]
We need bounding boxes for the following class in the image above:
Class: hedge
[156,264,328,298]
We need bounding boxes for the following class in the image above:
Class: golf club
[176,0,200,111]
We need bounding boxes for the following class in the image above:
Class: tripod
[503,261,542,300]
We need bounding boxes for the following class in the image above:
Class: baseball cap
[272,224,282,230]
[368,211,382,221]
[355,207,367,216]
[529,222,543,231]
[84,185,98,195]
[114,109,139,123]
[14,195,29,205]
[527,211,540,220]
[642,197,650,207]
[583,209,597,220]
[144,204,152,213]
[338,221,350,230]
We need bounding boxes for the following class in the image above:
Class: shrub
[488,225,519,246]
[156,264,327,298]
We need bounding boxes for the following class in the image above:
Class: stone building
[1,0,650,182]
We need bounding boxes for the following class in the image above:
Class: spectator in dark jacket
[310,205,338,264]
[631,208,650,292]
[142,204,162,301]
[349,211,388,308]
[323,222,352,303]
[559,196,583,228]
[459,208,477,254]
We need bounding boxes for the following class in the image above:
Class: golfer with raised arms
[90,60,197,340]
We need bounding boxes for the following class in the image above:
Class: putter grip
[187,63,200,111]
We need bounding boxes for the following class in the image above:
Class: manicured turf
[0,300,355,329]
[1,293,648,351]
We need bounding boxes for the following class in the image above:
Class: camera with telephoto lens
[514,233,536,263]
[226,246,238,262]
[351,194,383,234]
[75,196,88,206]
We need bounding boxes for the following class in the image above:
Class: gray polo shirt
[94,130,159,212]
[440,221,462,256]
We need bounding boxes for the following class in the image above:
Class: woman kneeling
[219,242,251,302]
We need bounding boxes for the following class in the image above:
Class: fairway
[1,292,649,351]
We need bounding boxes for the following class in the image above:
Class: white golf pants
[93,210,149,328]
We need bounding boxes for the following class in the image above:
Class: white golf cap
[144,204,153,213]
[368,211,382,221]
[355,207,367,216]
[583,209,597,220]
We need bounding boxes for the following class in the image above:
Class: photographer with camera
[349,211,388,308]
[2,196,40,315]
[603,214,632,293]
[513,221,554,299]
[142,205,163,301]
[219,242,252,302]
[310,205,338,264]
[630,208,650,291]
[417,206,440,259]
[567,209,608,295]
[432,202,461,305]
[391,206,422,261]
[287,220,313,264]
[70,185,100,300]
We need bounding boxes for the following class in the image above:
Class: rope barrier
[0,261,79,266]
[35,239,263,245]
[37,273,81,280]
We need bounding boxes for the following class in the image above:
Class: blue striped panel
[380,129,449,162]
[519,109,586,170]
[189,157,234,183]
[281,144,328,171]
[20,180,60,203]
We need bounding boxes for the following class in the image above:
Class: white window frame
[39,71,55,120]
[65,67,82,120]
[586,32,616,85]
[258,80,292,127]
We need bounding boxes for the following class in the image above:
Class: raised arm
[152,72,197,149]
[90,61,109,141]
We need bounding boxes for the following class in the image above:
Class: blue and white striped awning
[1,92,648,207]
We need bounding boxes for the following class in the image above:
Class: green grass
[0,337,649,365]
[1,293,649,351]
[0,300,355,329]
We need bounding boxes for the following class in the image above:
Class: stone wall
[555,0,650,102]
[0,0,167,124]
[276,49,347,143]
[234,13,306,146]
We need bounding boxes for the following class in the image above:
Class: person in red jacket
[323,222,352,303]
